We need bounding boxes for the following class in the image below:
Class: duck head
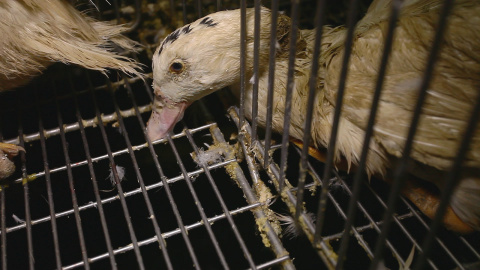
[146,7,283,141]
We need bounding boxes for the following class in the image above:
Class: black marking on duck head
[156,17,218,57]
[157,24,193,56]
[199,17,218,27]
[182,24,193,34]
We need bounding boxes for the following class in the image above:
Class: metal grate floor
[0,63,479,270]
[0,65,295,269]
[0,1,479,269]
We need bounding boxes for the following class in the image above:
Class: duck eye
[169,62,184,73]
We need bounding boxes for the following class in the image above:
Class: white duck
[0,0,143,180]
[0,0,143,91]
[147,1,480,232]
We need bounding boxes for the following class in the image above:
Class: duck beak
[146,87,190,141]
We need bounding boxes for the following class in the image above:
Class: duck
[0,0,143,181]
[146,0,480,233]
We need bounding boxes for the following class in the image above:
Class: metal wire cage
[0,0,479,269]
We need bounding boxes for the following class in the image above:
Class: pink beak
[146,87,190,141]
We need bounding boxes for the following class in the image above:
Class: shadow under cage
[0,0,479,269]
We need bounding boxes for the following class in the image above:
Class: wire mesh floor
[0,63,479,270]
[0,65,296,269]
[0,1,479,269]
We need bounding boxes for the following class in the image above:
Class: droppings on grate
[0,1,479,270]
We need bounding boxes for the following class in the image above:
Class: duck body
[147,0,480,231]
[0,0,143,91]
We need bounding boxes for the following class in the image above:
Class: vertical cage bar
[295,147,382,261]
[229,107,335,268]
[196,0,202,18]
[210,123,295,270]
[144,138,201,268]
[250,0,261,142]
[414,87,480,270]
[263,0,279,168]
[296,0,327,220]
[364,183,440,269]
[0,187,6,270]
[369,0,455,268]
[278,0,300,191]
[17,91,35,270]
[109,86,173,269]
[123,74,208,270]
[336,0,403,268]
[86,76,146,270]
[34,88,63,270]
[182,0,188,24]
[169,0,176,25]
[68,77,118,269]
[239,0,247,128]
[118,78,200,268]
[184,128,257,269]
[166,135,230,269]
[52,84,90,270]
[0,119,7,270]
[314,0,362,242]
